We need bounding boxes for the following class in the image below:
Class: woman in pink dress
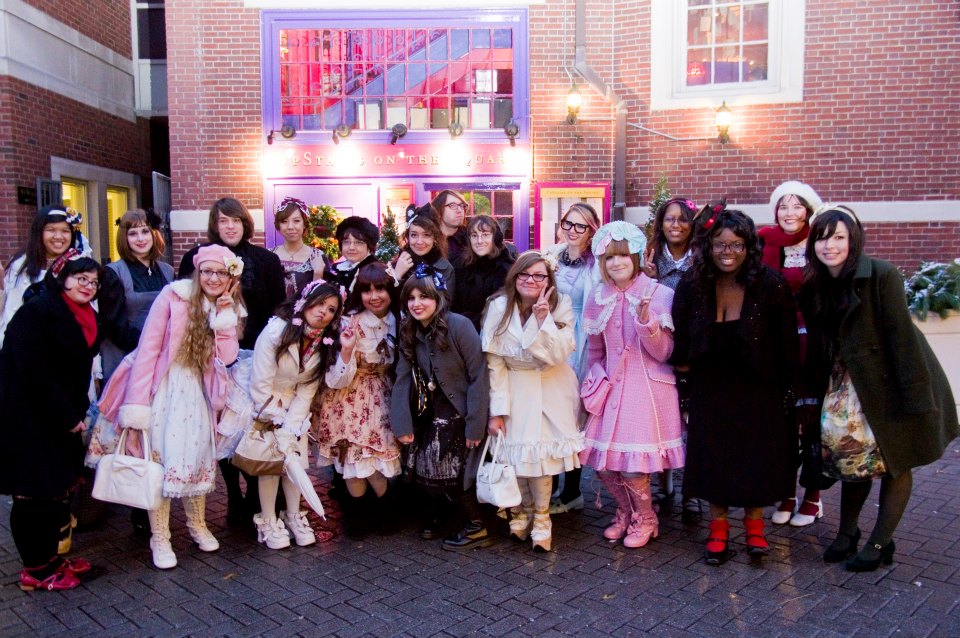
[580,221,685,549]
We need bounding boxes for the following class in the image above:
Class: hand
[124,430,144,458]
[217,278,239,311]
[310,251,326,277]
[339,317,358,355]
[642,246,657,278]
[466,438,481,449]
[637,295,652,324]
[533,286,554,326]
[487,416,505,437]
[393,252,415,280]
[397,433,414,445]
[70,421,86,434]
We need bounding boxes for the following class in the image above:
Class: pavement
[3,449,960,638]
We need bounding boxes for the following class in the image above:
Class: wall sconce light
[504,119,520,146]
[448,120,464,139]
[390,123,408,145]
[566,84,582,125]
[332,124,352,145]
[266,124,296,145]
[715,101,732,144]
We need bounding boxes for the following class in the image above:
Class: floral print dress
[312,311,401,479]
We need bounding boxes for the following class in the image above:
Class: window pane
[408,30,427,60]
[322,100,342,129]
[137,8,166,60]
[743,44,768,81]
[688,8,712,46]
[428,29,447,60]
[365,64,385,95]
[427,64,450,94]
[303,101,322,130]
[715,6,741,45]
[430,97,451,128]
[743,3,768,41]
[714,46,740,83]
[472,29,491,49]
[493,98,513,128]
[386,99,406,127]
[408,63,427,90]
[688,0,710,5]
[450,29,469,58]
[686,51,711,85]
[495,68,513,94]
[471,99,491,129]
[493,29,512,49]
[475,69,493,93]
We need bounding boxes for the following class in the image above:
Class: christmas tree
[376,206,401,262]
[646,176,671,239]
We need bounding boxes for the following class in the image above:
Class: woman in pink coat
[580,222,685,548]
[115,244,244,569]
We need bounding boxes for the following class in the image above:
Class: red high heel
[705,519,735,565]
[19,568,80,592]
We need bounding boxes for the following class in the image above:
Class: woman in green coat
[800,206,958,572]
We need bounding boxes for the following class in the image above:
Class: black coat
[324,254,379,292]
[452,251,515,332]
[179,240,285,349]
[0,291,102,497]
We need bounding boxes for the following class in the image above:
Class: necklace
[278,244,307,261]
[559,248,585,268]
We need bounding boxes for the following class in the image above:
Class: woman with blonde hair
[482,251,584,552]
[114,244,245,569]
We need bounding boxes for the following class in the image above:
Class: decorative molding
[0,0,136,121]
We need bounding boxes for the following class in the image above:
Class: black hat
[335,216,379,251]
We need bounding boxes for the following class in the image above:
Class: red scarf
[760,225,809,271]
[61,292,97,347]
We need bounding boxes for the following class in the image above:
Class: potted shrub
[906,259,960,407]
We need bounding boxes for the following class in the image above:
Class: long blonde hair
[176,270,245,371]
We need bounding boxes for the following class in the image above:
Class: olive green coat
[802,256,958,477]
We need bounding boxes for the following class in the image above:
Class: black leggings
[10,497,69,569]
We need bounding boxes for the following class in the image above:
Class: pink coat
[579,274,685,473]
[101,279,241,429]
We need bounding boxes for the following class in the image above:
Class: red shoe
[19,568,81,592]
[744,517,770,557]
[59,557,92,575]
[705,519,735,565]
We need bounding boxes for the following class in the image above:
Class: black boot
[343,494,371,540]
[130,507,150,538]
[375,486,400,536]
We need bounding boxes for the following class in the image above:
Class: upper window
[650,0,804,109]
[264,11,528,140]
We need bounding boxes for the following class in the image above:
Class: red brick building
[166,1,960,270]
[0,0,166,263]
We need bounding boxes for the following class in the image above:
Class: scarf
[761,225,809,271]
[61,292,97,347]
[300,325,325,363]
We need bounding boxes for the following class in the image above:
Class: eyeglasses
[445,202,467,211]
[71,275,100,289]
[469,232,493,241]
[560,220,589,233]
[517,272,548,283]
[341,238,366,248]
[199,268,230,280]
[711,241,746,254]
[663,216,691,227]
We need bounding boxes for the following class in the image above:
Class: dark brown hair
[398,275,449,362]
[274,281,343,385]
[402,214,447,260]
[208,197,255,243]
[117,209,166,263]
[274,201,311,239]
[461,215,506,266]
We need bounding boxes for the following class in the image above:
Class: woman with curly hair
[115,244,245,569]
[390,210,455,300]
[390,268,489,551]
[670,208,799,565]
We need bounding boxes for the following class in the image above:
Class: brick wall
[24,0,133,59]
[0,76,152,262]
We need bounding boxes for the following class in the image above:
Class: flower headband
[591,221,647,257]
[50,248,83,278]
[47,207,83,228]
[276,196,308,217]
[291,279,347,326]
[661,197,698,215]
[414,262,446,291]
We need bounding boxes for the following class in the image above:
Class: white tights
[257,475,302,522]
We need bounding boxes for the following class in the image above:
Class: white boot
[148,498,178,569]
[184,495,219,552]
[282,510,316,546]
[254,514,291,550]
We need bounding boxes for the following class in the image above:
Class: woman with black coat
[0,252,104,591]
[452,215,514,331]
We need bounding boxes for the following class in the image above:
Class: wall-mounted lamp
[448,120,464,139]
[266,124,296,145]
[504,119,520,146]
[390,123,408,145]
[332,124,352,145]
[715,101,732,144]
[566,84,582,125]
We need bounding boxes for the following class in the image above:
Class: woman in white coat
[482,251,584,552]
[246,280,345,549]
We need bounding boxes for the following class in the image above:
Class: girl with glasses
[324,216,380,293]
[0,252,104,592]
[451,215,515,332]
[482,251,585,552]
[670,208,800,566]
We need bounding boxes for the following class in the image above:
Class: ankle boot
[622,475,658,549]
[254,513,291,549]
[598,473,633,540]
[184,495,219,552]
[744,517,769,557]
[343,494,371,540]
[530,509,552,552]
[705,518,734,565]
[148,498,177,569]
[282,509,316,546]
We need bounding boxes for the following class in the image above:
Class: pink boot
[622,474,658,549]
[599,472,632,540]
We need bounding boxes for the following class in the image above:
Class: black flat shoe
[441,524,494,551]
[653,489,676,507]
[681,497,703,523]
[823,528,861,563]
[846,540,895,572]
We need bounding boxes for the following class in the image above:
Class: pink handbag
[580,350,628,416]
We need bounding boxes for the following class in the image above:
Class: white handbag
[92,428,164,510]
[475,432,522,508]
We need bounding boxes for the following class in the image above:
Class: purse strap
[117,427,151,461]
[479,431,507,465]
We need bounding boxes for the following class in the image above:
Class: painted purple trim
[423,181,521,191]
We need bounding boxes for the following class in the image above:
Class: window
[106,187,130,262]
[61,179,89,240]
[265,11,527,140]
[650,0,804,109]
[430,189,515,241]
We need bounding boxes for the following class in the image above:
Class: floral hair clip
[223,255,244,277]
[50,248,83,278]
[291,279,331,325]
[541,251,560,273]
[276,196,308,216]
[321,337,334,346]
[47,207,83,228]
[414,262,446,291]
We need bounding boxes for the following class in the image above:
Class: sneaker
[282,510,317,546]
[442,522,495,551]
[150,538,178,569]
